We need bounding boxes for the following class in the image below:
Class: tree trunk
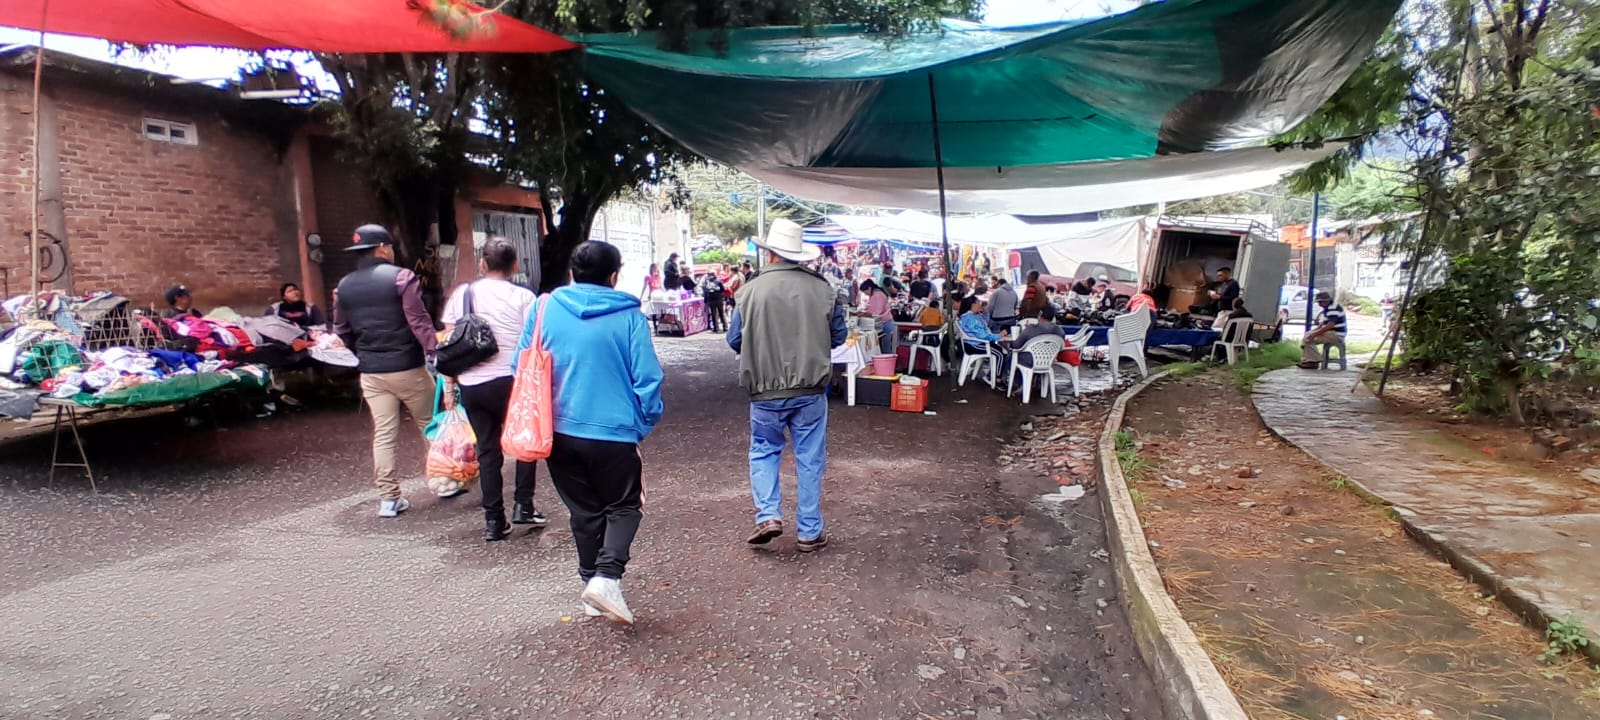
[539,192,603,293]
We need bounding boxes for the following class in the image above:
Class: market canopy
[3,0,576,53]
[580,0,1397,212]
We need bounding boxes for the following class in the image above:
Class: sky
[0,0,1143,84]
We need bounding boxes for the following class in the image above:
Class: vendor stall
[647,294,710,337]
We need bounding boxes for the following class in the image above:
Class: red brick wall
[0,71,299,313]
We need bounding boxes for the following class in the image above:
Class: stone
[1281,505,1297,516]
[1224,480,1245,491]
[1006,595,1030,609]
[1237,466,1255,478]
[1238,501,1257,509]
[953,647,967,661]
[1336,671,1362,684]
[916,665,947,681]
[1095,598,1109,609]
[1187,465,1204,476]
[1580,468,1600,486]
[1303,537,1317,544]
[1475,606,1490,617]
[1355,635,1365,645]
[1163,476,1188,489]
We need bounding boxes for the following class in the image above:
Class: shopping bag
[425,406,480,483]
[502,296,555,462]
[424,378,449,441]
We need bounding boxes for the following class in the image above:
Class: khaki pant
[360,367,434,499]
[1301,332,1345,364]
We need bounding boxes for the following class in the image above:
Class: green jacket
[728,262,848,401]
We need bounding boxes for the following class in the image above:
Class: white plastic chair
[1008,335,1066,404]
[907,325,947,376]
[1209,317,1253,365]
[1107,311,1151,378]
[956,324,998,388]
[1055,326,1093,396]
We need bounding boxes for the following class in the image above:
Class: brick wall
[0,70,300,313]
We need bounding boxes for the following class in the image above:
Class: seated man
[1299,291,1346,368]
[1210,297,1253,329]
[271,282,326,330]
[163,284,202,319]
[1007,305,1066,378]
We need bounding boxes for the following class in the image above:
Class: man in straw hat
[726,219,848,553]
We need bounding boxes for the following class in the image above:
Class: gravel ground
[0,332,1159,719]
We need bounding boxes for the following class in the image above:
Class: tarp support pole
[29,1,49,306]
[928,72,959,390]
[1303,192,1321,331]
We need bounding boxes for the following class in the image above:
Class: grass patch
[1231,342,1303,391]
[1114,428,1153,482]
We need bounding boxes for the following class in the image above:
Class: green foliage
[1114,429,1151,482]
[1541,616,1591,664]
[1340,293,1381,316]
[693,248,744,265]
[1323,160,1417,220]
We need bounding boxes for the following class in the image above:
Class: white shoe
[582,601,604,618]
[580,577,634,625]
[377,497,411,518]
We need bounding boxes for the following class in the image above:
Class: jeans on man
[359,367,433,499]
[706,293,728,332]
[749,392,828,541]
[458,375,537,518]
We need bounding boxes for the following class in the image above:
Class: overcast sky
[0,0,1143,83]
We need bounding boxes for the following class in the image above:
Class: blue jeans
[749,393,829,541]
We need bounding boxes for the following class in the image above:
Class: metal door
[1239,237,1290,321]
[472,210,543,291]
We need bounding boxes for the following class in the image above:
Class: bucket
[871,354,897,376]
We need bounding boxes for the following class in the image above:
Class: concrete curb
[1097,372,1249,720]
[1251,369,1600,664]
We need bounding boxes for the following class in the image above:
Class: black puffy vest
[336,258,424,374]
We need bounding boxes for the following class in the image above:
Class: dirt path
[0,332,1159,719]
[1121,371,1600,719]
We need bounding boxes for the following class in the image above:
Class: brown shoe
[797,535,829,553]
[746,519,784,545]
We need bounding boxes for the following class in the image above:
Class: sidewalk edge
[1098,371,1250,720]
[1251,368,1600,664]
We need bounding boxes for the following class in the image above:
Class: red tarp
[4,0,576,53]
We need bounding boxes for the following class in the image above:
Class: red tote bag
[502,296,555,462]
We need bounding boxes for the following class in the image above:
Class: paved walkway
[1253,368,1600,656]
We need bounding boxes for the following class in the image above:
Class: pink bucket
[871,354,897,376]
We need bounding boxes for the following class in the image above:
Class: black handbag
[435,283,499,377]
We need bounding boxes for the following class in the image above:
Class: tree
[315,0,980,290]
[1322,159,1415,219]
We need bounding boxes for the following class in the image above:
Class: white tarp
[826,210,1146,276]
[754,143,1343,215]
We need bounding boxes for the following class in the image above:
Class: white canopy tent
[826,211,1147,276]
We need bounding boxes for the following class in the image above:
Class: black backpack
[435,283,499,377]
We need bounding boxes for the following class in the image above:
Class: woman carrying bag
[439,237,546,542]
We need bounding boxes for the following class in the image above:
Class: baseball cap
[346,224,395,252]
[164,284,191,306]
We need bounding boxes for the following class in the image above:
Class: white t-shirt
[441,278,537,386]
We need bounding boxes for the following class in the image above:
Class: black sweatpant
[706,293,728,332]
[458,376,537,518]
[546,433,643,581]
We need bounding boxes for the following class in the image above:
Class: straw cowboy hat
[753,218,820,263]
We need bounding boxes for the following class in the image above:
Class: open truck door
[1239,236,1290,322]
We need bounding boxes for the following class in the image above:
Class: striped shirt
[1317,304,1348,333]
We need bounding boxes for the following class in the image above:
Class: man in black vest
[333,224,439,518]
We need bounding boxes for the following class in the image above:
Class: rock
[953,647,967,661]
[1303,537,1317,544]
[1355,635,1366,645]
[1237,466,1255,478]
[1245,583,1256,593]
[1187,465,1204,476]
[1475,606,1490,617]
[1163,476,1188,489]
[1006,595,1030,609]
[1334,549,1347,556]
[1224,480,1244,491]
[1095,598,1109,609]
[1237,501,1257,509]
[916,665,947,681]
[1336,671,1362,684]
[1281,505,1297,516]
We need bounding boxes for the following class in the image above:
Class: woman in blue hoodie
[514,241,665,625]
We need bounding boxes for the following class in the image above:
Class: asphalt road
[0,332,1160,720]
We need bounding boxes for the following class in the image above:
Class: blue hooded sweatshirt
[513,283,664,445]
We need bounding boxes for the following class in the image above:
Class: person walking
[700,269,729,333]
[332,224,438,518]
[440,237,548,542]
[514,241,664,625]
[726,219,847,552]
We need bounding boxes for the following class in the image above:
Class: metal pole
[928,72,958,390]
[755,182,766,271]
[1302,192,1320,331]
[29,3,50,305]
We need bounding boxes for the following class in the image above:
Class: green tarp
[74,369,269,408]
[580,0,1399,187]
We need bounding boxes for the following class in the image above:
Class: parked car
[1278,284,1309,324]
[1040,262,1140,309]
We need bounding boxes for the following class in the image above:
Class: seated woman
[270,283,325,330]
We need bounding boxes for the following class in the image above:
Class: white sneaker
[377,497,411,518]
[580,577,634,625]
[581,601,604,618]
